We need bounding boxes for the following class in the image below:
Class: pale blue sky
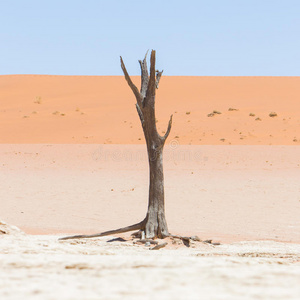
[1,0,299,75]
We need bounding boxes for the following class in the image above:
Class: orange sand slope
[1,75,300,144]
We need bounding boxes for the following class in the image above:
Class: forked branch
[138,50,149,97]
[162,114,173,141]
[120,56,143,106]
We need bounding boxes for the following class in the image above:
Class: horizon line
[1,74,300,78]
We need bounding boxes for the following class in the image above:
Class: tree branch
[59,220,145,241]
[162,114,173,142]
[120,56,143,105]
[156,70,163,89]
[146,50,156,100]
[138,50,149,98]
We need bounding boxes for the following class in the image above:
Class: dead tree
[60,50,173,240]
[122,50,173,238]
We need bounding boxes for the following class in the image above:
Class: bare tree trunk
[144,144,169,238]
[121,50,172,238]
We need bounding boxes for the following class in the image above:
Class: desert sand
[1,75,300,299]
[1,221,300,300]
[1,144,300,243]
[1,144,300,299]
[1,75,300,144]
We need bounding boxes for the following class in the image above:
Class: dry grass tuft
[269,112,278,117]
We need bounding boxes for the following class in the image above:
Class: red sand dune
[1,75,300,144]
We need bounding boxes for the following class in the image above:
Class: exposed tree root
[59,216,168,241]
[59,220,145,241]
[150,242,168,250]
[59,222,221,250]
[59,223,221,249]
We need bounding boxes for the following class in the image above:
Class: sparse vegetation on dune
[34,96,42,104]
[269,112,278,117]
